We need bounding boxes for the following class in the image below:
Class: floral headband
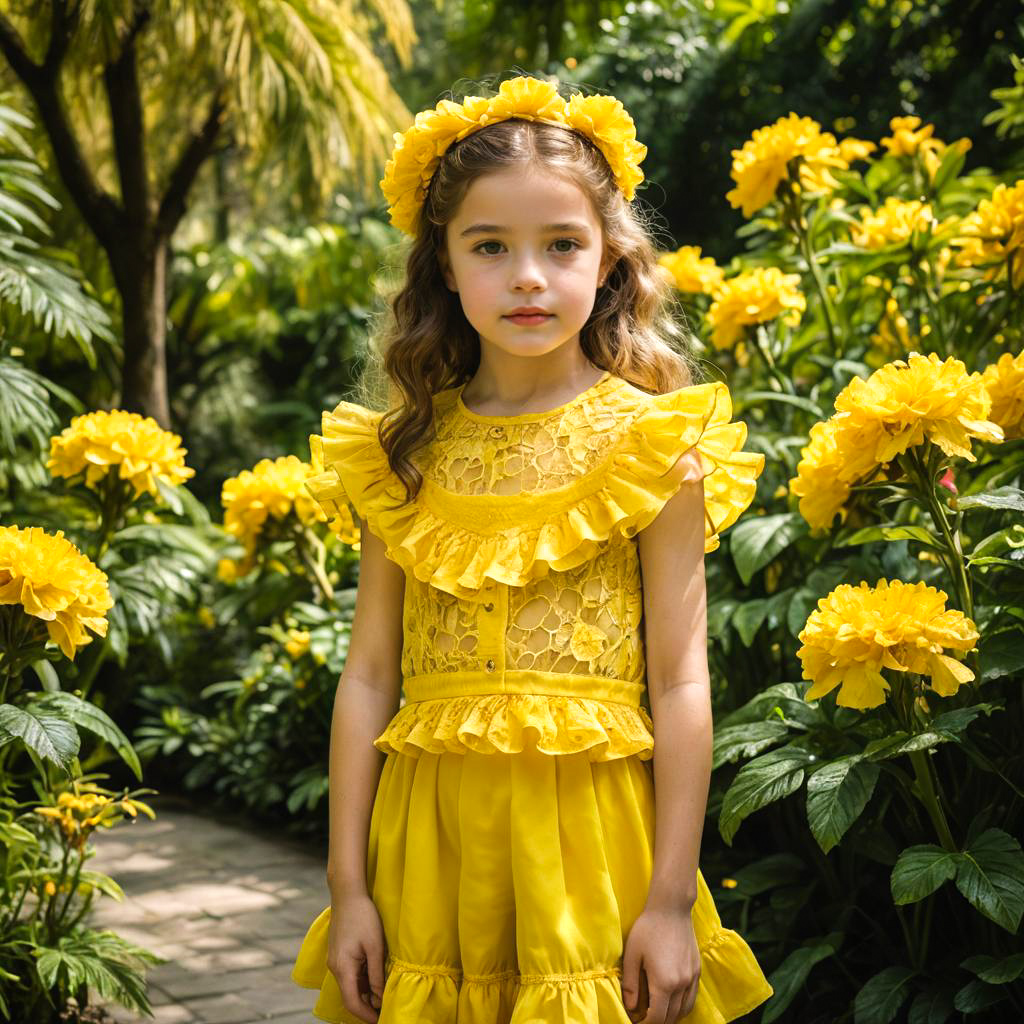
[379,75,648,237]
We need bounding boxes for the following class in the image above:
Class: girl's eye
[472,239,581,256]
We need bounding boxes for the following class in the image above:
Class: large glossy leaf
[806,755,880,853]
[730,511,808,584]
[891,844,959,904]
[954,828,1024,933]
[0,703,79,771]
[712,720,789,769]
[719,744,817,845]
[31,691,142,780]
[854,966,916,1024]
[761,933,842,1022]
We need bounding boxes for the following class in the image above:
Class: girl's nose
[509,259,546,290]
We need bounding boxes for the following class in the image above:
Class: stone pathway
[88,792,330,1024]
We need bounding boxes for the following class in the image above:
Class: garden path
[89,792,328,1024]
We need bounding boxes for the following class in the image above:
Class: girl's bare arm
[635,452,712,913]
[326,514,406,899]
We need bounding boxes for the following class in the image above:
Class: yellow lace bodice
[306,370,764,762]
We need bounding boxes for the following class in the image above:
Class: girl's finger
[621,947,641,1013]
[681,974,700,1017]
[664,985,686,1024]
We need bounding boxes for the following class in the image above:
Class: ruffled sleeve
[304,400,389,526]
[305,382,765,599]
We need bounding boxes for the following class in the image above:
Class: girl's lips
[504,313,553,325]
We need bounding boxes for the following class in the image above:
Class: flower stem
[782,182,839,355]
[906,448,979,679]
[295,528,334,602]
[908,747,958,853]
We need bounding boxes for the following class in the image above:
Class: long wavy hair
[349,76,703,508]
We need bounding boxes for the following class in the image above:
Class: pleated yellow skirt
[291,745,774,1023]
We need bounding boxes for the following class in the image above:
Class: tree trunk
[110,235,171,426]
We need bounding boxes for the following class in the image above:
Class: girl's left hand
[621,904,701,1024]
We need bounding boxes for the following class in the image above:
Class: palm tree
[0,0,416,426]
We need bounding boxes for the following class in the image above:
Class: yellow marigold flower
[868,295,918,366]
[285,628,311,660]
[217,557,240,584]
[789,353,1004,532]
[953,180,1024,290]
[798,579,978,710]
[880,115,944,158]
[834,352,1004,480]
[981,350,1024,441]
[837,137,877,164]
[721,878,739,889]
[849,197,938,249]
[0,525,112,659]
[658,245,725,294]
[221,455,326,552]
[705,267,806,349]
[879,116,971,181]
[48,410,194,501]
[197,606,216,629]
[726,113,850,217]
[788,420,853,532]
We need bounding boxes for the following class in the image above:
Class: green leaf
[930,144,967,194]
[30,691,142,780]
[891,844,958,904]
[980,629,1024,682]
[854,966,916,1024]
[153,476,184,515]
[732,596,774,647]
[957,488,1024,513]
[837,524,945,550]
[806,756,880,854]
[863,731,955,761]
[712,720,790,769]
[761,934,842,1023]
[952,978,1010,1014]
[0,702,79,771]
[960,952,1024,984]
[730,512,808,585]
[907,984,956,1024]
[954,828,1024,932]
[719,745,816,845]
[742,390,827,418]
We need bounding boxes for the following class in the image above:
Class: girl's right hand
[326,892,388,1023]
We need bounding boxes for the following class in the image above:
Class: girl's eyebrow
[459,221,591,237]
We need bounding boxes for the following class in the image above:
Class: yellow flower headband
[379,75,648,237]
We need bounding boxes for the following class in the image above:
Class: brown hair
[350,77,702,508]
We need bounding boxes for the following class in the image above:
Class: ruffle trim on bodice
[292,909,775,1024]
[372,694,655,762]
[305,378,765,600]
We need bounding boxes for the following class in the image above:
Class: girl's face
[441,166,607,360]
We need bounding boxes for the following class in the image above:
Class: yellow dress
[291,370,774,1023]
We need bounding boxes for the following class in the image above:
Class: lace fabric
[305,371,765,761]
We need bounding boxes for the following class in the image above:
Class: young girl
[291,73,774,1024]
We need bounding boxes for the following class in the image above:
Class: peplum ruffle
[305,379,765,601]
[371,692,655,762]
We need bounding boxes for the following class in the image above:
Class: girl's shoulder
[304,374,765,598]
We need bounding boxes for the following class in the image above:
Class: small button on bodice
[485,659,496,672]
[484,602,494,612]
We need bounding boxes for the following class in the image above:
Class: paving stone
[81,795,326,1024]
[174,991,259,1023]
